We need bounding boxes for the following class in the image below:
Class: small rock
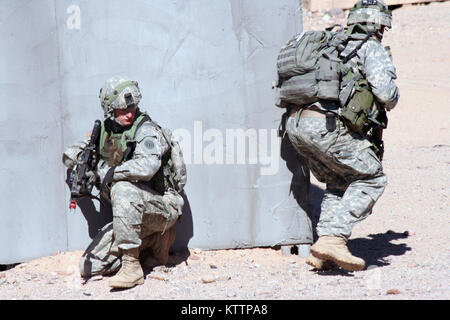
[147,274,168,281]
[254,290,272,297]
[189,255,200,261]
[227,291,237,297]
[91,275,103,281]
[289,259,297,264]
[247,258,254,263]
[209,264,218,269]
[201,275,216,283]
[217,275,231,281]
[386,289,401,295]
[83,291,92,296]
[6,277,17,284]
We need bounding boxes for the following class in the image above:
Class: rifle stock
[369,45,392,161]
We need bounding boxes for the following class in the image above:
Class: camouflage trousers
[286,112,387,240]
[79,181,183,278]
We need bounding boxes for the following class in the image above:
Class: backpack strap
[341,33,372,64]
[339,73,363,108]
[325,24,344,32]
[121,113,151,162]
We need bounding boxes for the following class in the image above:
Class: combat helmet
[347,0,392,34]
[99,76,142,119]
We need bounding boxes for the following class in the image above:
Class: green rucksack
[150,127,187,194]
[275,29,342,107]
[275,26,377,133]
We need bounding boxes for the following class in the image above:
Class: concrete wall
[0,0,310,264]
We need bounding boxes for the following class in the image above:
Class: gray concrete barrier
[0,0,311,264]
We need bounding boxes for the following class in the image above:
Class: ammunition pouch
[340,79,374,133]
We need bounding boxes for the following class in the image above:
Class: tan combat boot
[305,254,337,271]
[108,248,145,289]
[310,236,365,271]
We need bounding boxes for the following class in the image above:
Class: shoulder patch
[141,136,161,156]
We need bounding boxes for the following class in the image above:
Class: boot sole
[108,277,144,289]
[305,258,337,271]
[310,248,365,271]
[305,258,322,269]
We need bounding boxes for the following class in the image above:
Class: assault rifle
[367,107,387,161]
[367,45,392,161]
[67,120,101,210]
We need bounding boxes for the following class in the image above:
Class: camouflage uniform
[63,77,185,279]
[286,38,399,240]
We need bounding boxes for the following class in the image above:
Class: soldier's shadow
[348,231,412,268]
[140,248,191,280]
[280,135,323,241]
[77,197,113,238]
[280,136,312,221]
[309,183,324,241]
[316,231,412,276]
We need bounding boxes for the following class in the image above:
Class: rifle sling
[99,165,117,195]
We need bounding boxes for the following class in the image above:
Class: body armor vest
[99,112,148,167]
[98,112,179,195]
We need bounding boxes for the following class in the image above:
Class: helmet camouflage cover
[99,76,142,118]
[347,0,392,29]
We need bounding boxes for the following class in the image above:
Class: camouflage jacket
[62,118,171,185]
[342,37,400,111]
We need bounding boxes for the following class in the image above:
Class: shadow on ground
[312,230,412,276]
[141,248,191,277]
[348,230,412,268]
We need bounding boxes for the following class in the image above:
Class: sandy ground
[0,2,449,301]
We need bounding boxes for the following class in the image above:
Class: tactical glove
[86,170,101,190]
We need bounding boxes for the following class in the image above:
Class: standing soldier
[63,76,186,288]
[283,0,399,271]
